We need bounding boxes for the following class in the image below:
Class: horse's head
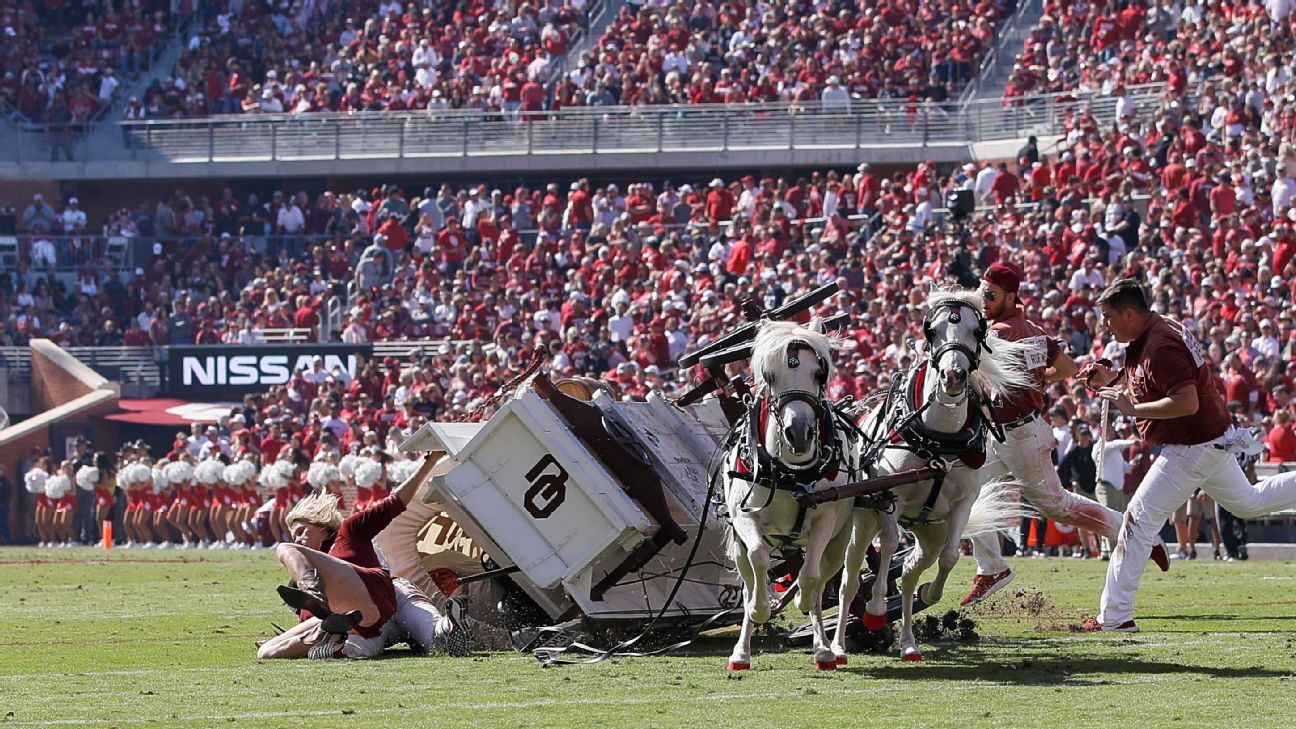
[751,318,836,467]
[922,292,989,402]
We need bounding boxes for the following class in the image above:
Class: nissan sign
[165,344,373,399]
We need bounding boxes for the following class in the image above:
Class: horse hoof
[835,655,848,666]
[901,652,923,662]
[862,610,888,632]
[727,661,750,672]
[814,659,838,671]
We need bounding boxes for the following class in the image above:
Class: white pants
[972,417,1124,575]
[1098,436,1296,626]
[341,578,443,657]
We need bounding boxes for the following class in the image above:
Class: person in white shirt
[1272,172,1296,218]
[97,68,119,103]
[1093,419,1139,559]
[607,301,635,343]
[277,200,305,234]
[974,163,998,205]
[1256,319,1282,359]
[61,197,86,234]
[1068,258,1106,291]
[820,76,850,114]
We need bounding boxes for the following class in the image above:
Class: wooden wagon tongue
[675,281,842,370]
[674,283,847,410]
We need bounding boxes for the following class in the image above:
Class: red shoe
[1079,617,1139,633]
[959,568,1014,607]
[1150,542,1170,572]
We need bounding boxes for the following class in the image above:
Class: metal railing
[0,234,139,273]
[4,86,1157,166]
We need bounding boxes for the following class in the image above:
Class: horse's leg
[805,509,851,669]
[831,511,875,664]
[899,526,940,661]
[919,495,977,605]
[725,526,762,669]
[728,540,758,671]
[864,513,900,629]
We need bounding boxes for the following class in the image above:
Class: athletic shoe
[1079,617,1139,633]
[959,568,1014,607]
[435,596,472,657]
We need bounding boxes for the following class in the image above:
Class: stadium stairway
[964,0,1045,103]
[77,21,193,163]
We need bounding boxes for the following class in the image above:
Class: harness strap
[899,468,947,528]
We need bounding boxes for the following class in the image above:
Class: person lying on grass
[255,456,469,659]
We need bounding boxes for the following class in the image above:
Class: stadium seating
[1,0,173,124]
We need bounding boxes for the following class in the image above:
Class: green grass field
[1,549,1295,728]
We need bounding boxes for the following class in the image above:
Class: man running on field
[961,263,1168,607]
[1081,279,1296,632]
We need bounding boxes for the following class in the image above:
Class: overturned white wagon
[400,373,743,629]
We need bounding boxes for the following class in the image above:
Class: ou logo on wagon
[523,454,569,519]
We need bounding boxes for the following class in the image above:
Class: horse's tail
[723,519,741,565]
[962,479,1037,538]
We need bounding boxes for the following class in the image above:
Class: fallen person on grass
[255,456,469,659]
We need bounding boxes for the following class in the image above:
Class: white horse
[834,290,1035,663]
[721,319,858,671]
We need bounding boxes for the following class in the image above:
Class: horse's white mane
[925,288,1034,398]
[750,319,838,394]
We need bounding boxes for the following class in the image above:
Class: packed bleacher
[144,0,585,118]
[564,0,1008,108]
[1,0,174,124]
[1002,0,1277,103]
[140,0,1012,118]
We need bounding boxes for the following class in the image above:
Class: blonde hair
[286,491,343,532]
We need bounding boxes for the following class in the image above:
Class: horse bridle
[760,340,837,475]
[922,299,993,376]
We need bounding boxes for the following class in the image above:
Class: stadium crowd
[6,0,1296,559]
[136,0,1009,119]
[1,0,175,124]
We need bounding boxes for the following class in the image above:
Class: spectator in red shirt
[1266,410,1296,463]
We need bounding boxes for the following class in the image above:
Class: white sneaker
[157,542,172,550]
[250,542,263,550]
[142,542,155,549]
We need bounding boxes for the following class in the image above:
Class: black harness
[719,339,859,547]
[853,299,999,527]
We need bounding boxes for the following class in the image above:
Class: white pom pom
[386,459,420,484]
[274,460,297,479]
[258,465,288,490]
[116,463,136,487]
[223,460,255,486]
[164,461,194,486]
[307,461,329,488]
[25,468,48,495]
[45,475,71,499]
[75,466,99,491]
[195,460,224,485]
[152,463,169,495]
[354,460,383,488]
[130,463,154,487]
[338,453,359,479]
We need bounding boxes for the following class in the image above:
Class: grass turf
[1,548,1295,728]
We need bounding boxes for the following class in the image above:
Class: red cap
[983,261,1021,295]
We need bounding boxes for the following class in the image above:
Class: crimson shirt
[1122,315,1231,446]
[987,304,1059,422]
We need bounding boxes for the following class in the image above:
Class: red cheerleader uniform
[304,494,407,638]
